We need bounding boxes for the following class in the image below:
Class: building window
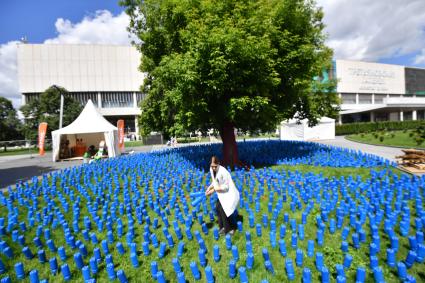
[341,93,356,104]
[101,92,133,108]
[374,94,386,104]
[358,94,372,104]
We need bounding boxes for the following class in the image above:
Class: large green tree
[0,97,23,141]
[122,0,339,165]
[20,86,82,140]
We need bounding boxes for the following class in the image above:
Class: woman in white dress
[205,156,240,235]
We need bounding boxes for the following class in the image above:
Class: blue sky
[1,0,425,108]
[0,0,124,43]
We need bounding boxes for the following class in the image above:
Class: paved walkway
[316,136,404,162]
[0,137,407,189]
[0,145,160,189]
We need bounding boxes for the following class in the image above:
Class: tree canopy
[0,97,22,141]
[121,0,339,165]
[20,86,82,140]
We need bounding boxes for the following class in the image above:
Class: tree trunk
[219,121,238,167]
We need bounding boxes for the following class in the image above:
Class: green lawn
[347,130,425,149]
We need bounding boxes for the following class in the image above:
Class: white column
[134,116,140,138]
[370,112,375,122]
[133,92,137,108]
[97,92,102,108]
[338,115,342,125]
[400,111,404,121]
[355,93,359,104]
[413,110,417,121]
[372,93,375,104]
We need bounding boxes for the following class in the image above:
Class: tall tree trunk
[219,121,238,167]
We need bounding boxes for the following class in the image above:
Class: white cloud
[415,49,425,65]
[316,0,425,66]
[0,41,20,108]
[0,10,133,110]
[44,10,136,45]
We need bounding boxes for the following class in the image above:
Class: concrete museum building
[17,44,425,133]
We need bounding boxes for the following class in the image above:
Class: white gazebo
[280,117,335,141]
[51,99,119,161]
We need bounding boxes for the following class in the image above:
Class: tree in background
[0,97,23,142]
[20,86,82,140]
[122,0,339,166]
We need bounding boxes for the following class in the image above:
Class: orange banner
[38,122,48,156]
[117,119,125,152]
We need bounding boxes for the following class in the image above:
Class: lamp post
[52,85,64,129]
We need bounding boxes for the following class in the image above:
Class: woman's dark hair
[211,156,220,164]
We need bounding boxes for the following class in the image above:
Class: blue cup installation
[49,257,58,275]
[303,268,311,283]
[296,249,303,267]
[172,257,181,273]
[177,271,186,283]
[229,260,236,279]
[285,259,295,281]
[232,245,239,262]
[239,266,248,283]
[117,270,128,283]
[29,269,39,283]
[151,261,158,280]
[205,266,214,283]
[343,254,353,269]
[265,260,275,274]
[213,245,220,262]
[356,267,366,283]
[156,271,166,283]
[247,252,254,270]
[198,249,207,267]
[82,266,91,281]
[74,252,84,269]
[190,261,201,280]
[177,242,185,258]
[14,262,25,280]
[61,264,71,281]
[405,250,417,268]
[397,262,407,281]
[321,266,330,283]
[90,257,98,274]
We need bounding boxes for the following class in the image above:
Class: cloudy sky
[1,0,425,109]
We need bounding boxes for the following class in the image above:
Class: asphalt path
[0,137,406,190]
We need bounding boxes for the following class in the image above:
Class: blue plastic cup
[49,257,58,275]
[303,268,311,283]
[177,242,185,258]
[316,252,324,270]
[190,261,201,280]
[405,250,417,268]
[336,275,346,283]
[296,249,303,267]
[23,246,34,259]
[336,264,344,277]
[159,242,167,258]
[279,239,287,256]
[46,239,57,252]
[0,259,5,274]
[262,248,270,261]
[61,264,71,281]
[256,224,262,237]
[355,267,366,283]
[397,262,407,281]
[239,266,248,283]
[205,266,214,283]
[93,247,102,264]
[321,266,330,283]
[213,227,219,240]
[307,240,314,257]
[130,252,139,267]
[409,235,417,251]
[343,254,353,269]
[265,260,274,274]
[285,259,295,281]
[15,262,25,280]
[151,261,158,280]
[156,270,167,283]
[416,244,425,262]
[102,240,109,254]
[291,233,298,249]
[106,254,114,266]
[90,257,98,274]
[177,271,186,283]
[29,269,39,283]
[387,248,396,268]
[142,241,150,256]
[117,269,128,283]
[213,245,220,262]
[232,245,239,262]
[33,237,42,248]
[246,241,253,254]
[172,257,181,273]
[229,260,236,279]
[107,263,116,280]
[116,242,125,255]
[74,252,84,269]
[226,234,232,250]
[82,265,91,281]
[246,252,254,270]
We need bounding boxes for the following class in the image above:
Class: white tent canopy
[280,117,335,141]
[51,99,119,161]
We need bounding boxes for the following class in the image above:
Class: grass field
[347,130,425,149]
[0,142,423,282]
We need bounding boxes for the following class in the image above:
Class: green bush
[336,120,425,135]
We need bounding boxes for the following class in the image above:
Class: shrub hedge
[335,120,425,135]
